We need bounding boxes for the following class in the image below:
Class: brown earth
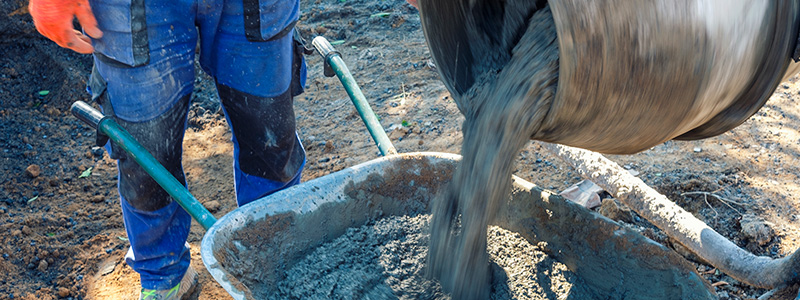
[1,0,799,299]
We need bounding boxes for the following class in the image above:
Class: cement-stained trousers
[86,0,306,289]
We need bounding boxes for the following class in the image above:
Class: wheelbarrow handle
[312,36,398,156]
[70,101,218,230]
[71,101,105,128]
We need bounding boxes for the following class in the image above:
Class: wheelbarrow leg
[542,142,800,290]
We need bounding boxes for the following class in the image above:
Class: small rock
[90,146,104,157]
[46,107,61,117]
[48,178,59,187]
[11,230,21,237]
[740,214,774,246]
[418,140,424,146]
[89,195,104,203]
[597,198,634,223]
[388,127,409,140]
[697,265,707,272]
[560,180,603,209]
[693,147,702,153]
[427,59,437,69]
[57,287,70,298]
[36,260,49,272]
[205,200,221,213]
[716,291,729,300]
[324,141,335,153]
[99,258,116,275]
[25,164,41,178]
[21,225,32,235]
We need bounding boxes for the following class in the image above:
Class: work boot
[139,266,198,300]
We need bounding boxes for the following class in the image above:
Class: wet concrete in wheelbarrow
[209,154,714,300]
[272,214,576,300]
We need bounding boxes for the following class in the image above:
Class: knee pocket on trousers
[96,90,192,211]
[218,84,305,182]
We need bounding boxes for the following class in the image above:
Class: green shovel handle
[71,101,217,230]
[312,36,398,156]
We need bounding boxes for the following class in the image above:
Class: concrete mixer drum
[419,0,800,154]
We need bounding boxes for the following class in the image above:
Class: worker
[29,0,307,298]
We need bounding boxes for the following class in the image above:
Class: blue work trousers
[86,0,306,290]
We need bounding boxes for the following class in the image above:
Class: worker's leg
[87,0,199,290]
[198,0,306,206]
[216,83,305,206]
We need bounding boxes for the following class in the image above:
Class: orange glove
[29,0,103,54]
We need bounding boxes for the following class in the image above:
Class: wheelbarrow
[72,37,719,299]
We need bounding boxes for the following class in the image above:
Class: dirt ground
[1,0,799,299]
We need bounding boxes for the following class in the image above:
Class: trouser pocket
[242,0,299,42]
[89,0,150,67]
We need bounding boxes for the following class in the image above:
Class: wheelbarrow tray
[201,152,715,299]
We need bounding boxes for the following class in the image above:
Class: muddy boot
[139,266,198,300]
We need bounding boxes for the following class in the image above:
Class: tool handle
[311,36,336,58]
[311,36,398,156]
[70,101,104,129]
[70,101,218,230]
